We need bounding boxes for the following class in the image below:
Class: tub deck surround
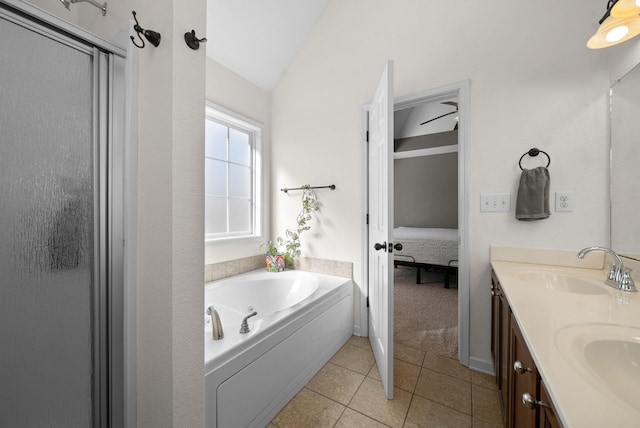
[491,246,640,427]
[205,256,353,282]
[204,269,353,428]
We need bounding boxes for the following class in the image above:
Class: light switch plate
[481,193,511,212]
[555,191,573,212]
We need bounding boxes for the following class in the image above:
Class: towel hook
[519,148,550,170]
[184,30,207,50]
[130,11,161,49]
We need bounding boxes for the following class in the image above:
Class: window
[205,103,262,241]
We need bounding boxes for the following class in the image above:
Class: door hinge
[366,130,369,142]
[366,296,369,307]
[366,213,369,225]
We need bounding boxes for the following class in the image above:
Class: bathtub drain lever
[240,311,258,334]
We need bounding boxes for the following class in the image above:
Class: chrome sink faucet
[577,246,636,292]
[206,305,224,340]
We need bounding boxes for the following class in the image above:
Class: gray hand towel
[516,166,550,221]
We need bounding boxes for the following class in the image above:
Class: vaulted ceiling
[206,0,331,92]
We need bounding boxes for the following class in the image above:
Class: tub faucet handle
[206,305,224,340]
[240,311,258,334]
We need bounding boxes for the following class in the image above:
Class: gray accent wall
[394,131,458,228]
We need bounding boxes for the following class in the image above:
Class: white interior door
[368,61,394,399]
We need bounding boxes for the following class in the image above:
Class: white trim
[393,144,458,160]
[457,79,471,367]
[468,356,494,376]
[0,0,126,56]
[360,79,471,367]
[205,101,264,242]
[358,106,370,337]
[119,23,138,428]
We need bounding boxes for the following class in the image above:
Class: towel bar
[281,185,336,194]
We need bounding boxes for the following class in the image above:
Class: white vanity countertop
[491,246,640,428]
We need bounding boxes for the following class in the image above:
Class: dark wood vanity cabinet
[491,270,562,428]
[510,312,537,428]
[490,270,511,424]
[538,379,561,428]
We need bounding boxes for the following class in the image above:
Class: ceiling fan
[420,101,458,130]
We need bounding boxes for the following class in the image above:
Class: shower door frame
[0,1,129,426]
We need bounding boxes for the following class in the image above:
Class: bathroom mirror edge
[610,59,640,260]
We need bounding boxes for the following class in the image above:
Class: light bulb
[607,25,630,42]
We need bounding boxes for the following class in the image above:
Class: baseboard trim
[468,356,494,375]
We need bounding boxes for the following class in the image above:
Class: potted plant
[262,240,285,272]
[263,185,320,271]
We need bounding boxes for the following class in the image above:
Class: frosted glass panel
[229,164,250,198]
[0,15,96,427]
[205,158,227,196]
[206,119,227,160]
[229,128,250,165]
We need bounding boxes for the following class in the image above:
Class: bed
[393,227,458,287]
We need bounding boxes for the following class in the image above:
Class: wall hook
[130,11,161,49]
[184,30,207,50]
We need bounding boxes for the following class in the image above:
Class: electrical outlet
[555,191,573,212]
[481,193,511,212]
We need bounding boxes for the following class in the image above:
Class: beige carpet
[394,265,458,358]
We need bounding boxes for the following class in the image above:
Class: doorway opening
[393,95,459,359]
[361,80,470,366]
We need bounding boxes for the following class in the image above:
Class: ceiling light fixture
[611,0,640,17]
[587,0,640,48]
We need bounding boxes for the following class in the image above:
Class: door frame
[360,79,470,366]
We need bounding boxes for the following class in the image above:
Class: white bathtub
[204,269,353,428]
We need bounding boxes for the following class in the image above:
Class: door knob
[393,243,403,251]
[374,242,387,251]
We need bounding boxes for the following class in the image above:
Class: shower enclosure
[0,2,126,426]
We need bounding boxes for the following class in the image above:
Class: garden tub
[204,269,353,428]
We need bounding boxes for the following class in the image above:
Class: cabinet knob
[513,360,532,374]
[522,392,551,409]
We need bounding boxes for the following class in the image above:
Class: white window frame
[205,101,263,242]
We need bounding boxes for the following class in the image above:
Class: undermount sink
[555,323,640,412]
[516,271,609,295]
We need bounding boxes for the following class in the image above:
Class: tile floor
[269,336,503,428]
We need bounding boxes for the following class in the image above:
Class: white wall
[271,0,611,369]
[22,0,206,426]
[204,58,271,265]
[609,34,640,82]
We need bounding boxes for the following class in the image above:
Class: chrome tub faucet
[206,305,224,340]
[577,246,636,292]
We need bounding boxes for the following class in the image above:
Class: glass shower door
[0,11,104,427]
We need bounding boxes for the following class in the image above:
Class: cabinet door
[538,379,562,428]
[499,290,510,419]
[510,313,537,428]
[491,271,511,426]
[491,272,500,380]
